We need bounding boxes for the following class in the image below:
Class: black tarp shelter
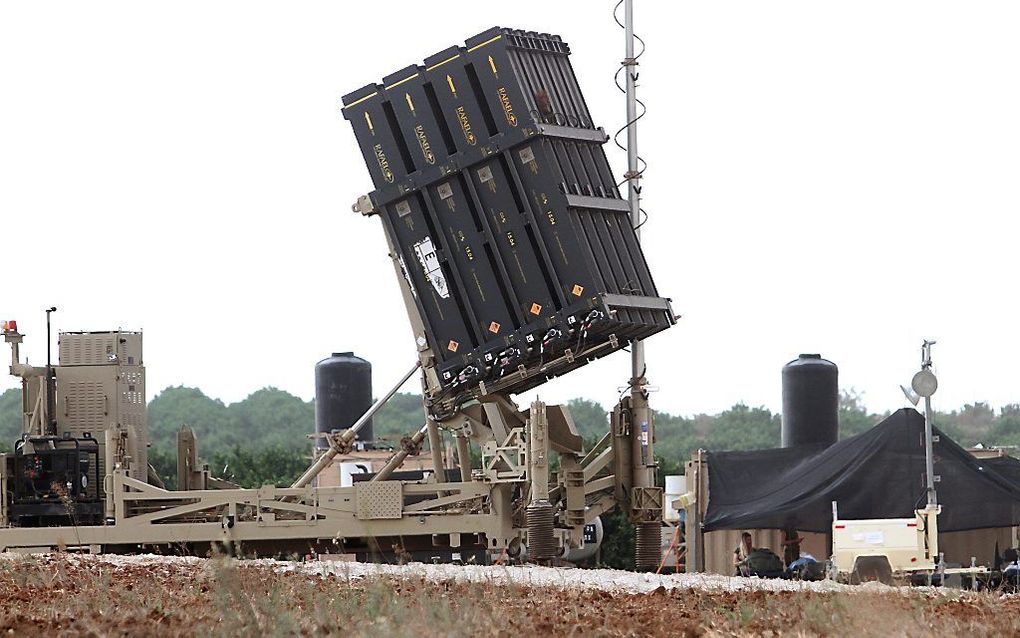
[704,408,1020,533]
[986,455,1020,489]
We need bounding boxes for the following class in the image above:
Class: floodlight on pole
[911,368,938,398]
[914,340,939,509]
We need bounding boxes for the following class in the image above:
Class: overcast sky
[2,2,1018,419]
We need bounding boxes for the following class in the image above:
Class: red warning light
[1,320,16,332]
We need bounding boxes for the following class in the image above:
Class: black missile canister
[341,27,674,401]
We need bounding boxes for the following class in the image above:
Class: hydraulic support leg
[526,400,556,561]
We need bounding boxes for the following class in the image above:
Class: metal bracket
[352,194,377,216]
[630,486,663,523]
[325,431,354,455]
[478,427,526,483]
[399,432,424,456]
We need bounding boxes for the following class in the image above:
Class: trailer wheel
[851,556,893,585]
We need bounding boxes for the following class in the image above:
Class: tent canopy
[704,408,1020,533]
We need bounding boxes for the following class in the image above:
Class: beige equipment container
[55,331,147,486]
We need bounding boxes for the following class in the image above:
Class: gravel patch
[1,552,950,596]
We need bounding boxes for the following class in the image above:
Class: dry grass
[1,555,1019,636]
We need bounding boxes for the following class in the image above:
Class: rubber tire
[851,556,894,585]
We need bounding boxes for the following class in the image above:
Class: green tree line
[4,386,1020,476]
[4,385,1020,568]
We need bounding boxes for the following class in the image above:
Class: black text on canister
[314,353,373,448]
[781,354,839,448]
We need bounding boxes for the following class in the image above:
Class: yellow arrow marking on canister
[488,55,498,77]
[405,93,416,115]
[447,75,457,96]
[364,111,374,134]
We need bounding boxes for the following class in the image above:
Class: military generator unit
[2,326,148,529]
[0,24,674,569]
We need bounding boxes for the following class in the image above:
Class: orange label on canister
[530,303,542,315]
[489,322,501,334]
[447,340,459,352]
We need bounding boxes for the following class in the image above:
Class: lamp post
[916,341,938,509]
[902,340,939,508]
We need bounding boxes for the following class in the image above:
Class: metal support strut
[373,424,428,482]
[291,361,421,489]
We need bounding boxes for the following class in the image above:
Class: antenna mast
[620,0,661,571]
[624,0,644,388]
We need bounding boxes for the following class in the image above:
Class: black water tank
[315,353,373,448]
[781,354,838,448]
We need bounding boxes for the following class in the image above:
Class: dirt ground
[2,555,1019,636]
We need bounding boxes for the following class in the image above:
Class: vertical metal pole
[696,449,707,573]
[923,397,937,507]
[624,0,652,489]
[624,0,661,572]
[685,453,699,573]
[104,426,117,519]
[921,341,938,509]
[45,306,57,435]
[624,0,644,388]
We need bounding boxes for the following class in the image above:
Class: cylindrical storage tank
[781,354,838,448]
[663,475,687,523]
[314,353,373,449]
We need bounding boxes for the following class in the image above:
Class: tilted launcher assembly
[0,26,673,569]
[341,26,675,566]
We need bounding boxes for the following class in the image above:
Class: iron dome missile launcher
[0,24,671,571]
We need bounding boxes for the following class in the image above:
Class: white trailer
[831,502,987,585]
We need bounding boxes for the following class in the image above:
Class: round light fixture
[911,368,938,398]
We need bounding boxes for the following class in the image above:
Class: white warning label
[412,236,450,299]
